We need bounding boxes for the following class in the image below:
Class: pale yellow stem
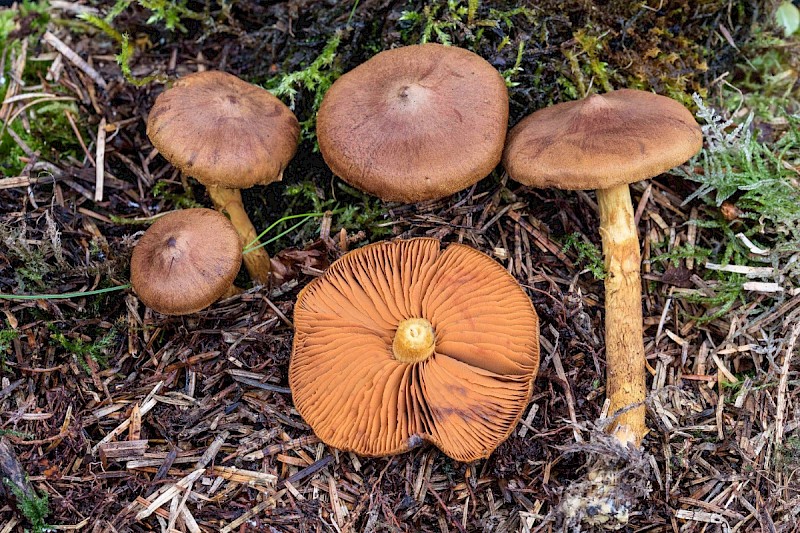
[219,285,244,299]
[596,183,647,447]
[393,318,436,364]
[207,184,271,286]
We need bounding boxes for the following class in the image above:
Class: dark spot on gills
[407,434,424,448]
[167,237,177,247]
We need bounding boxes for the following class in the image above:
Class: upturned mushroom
[290,238,540,462]
[147,70,300,285]
[130,208,242,315]
[503,89,702,446]
[316,43,509,203]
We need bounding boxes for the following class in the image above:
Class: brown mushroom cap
[146,70,300,189]
[317,43,509,203]
[503,89,703,190]
[130,208,242,315]
[290,238,540,462]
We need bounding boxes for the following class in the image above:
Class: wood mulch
[1,1,798,531]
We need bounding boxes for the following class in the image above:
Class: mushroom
[290,238,540,462]
[130,208,242,315]
[147,70,300,285]
[316,43,508,203]
[503,89,702,447]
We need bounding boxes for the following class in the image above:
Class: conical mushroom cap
[317,43,509,203]
[503,89,703,190]
[130,208,242,315]
[146,70,300,189]
[290,238,540,462]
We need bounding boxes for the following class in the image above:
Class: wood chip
[742,281,783,293]
[219,491,285,533]
[135,468,205,520]
[99,439,148,464]
[548,325,582,443]
[42,31,107,89]
[208,465,277,486]
[674,509,726,524]
[92,382,162,454]
[94,117,106,201]
[735,232,769,255]
[775,322,800,446]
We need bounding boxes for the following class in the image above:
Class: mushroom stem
[393,318,436,363]
[219,285,244,299]
[596,183,647,446]
[206,184,272,286]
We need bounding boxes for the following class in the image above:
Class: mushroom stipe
[502,88,702,527]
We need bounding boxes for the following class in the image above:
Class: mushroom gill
[289,238,540,462]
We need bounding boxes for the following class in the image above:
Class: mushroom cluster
[147,70,300,285]
[136,43,702,475]
[290,238,540,462]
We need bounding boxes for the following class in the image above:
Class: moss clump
[271,0,756,123]
[7,482,50,533]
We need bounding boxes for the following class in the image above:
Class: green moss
[78,0,213,87]
[151,179,201,210]
[0,223,55,291]
[569,29,614,95]
[0,429,33,439]
[682,97,800,241]
[722,29,799,118]
[562,233,606,280]
[645,90,800,323]
[777,436,800,473]
[266,32,343,144]
[0,325,18,372]
[279,180,391,247]
[49,325,118,372]
[0,101,85,176]
[398,1,536,47]
[650,244,713,268]
[0,326,17,353]
[6,481,50,533]
[399,2,466,45]
[0,0,49,46]
[78,13,165,87]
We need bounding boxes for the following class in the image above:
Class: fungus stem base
[596,183,647,446]
[207,185,271,286]
[393,318,435,363]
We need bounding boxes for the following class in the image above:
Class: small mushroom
[317,43,509,203]
[290,238,540,462]
[147,70,300,285]
[503,89,702,447]
[130,208,242,315]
